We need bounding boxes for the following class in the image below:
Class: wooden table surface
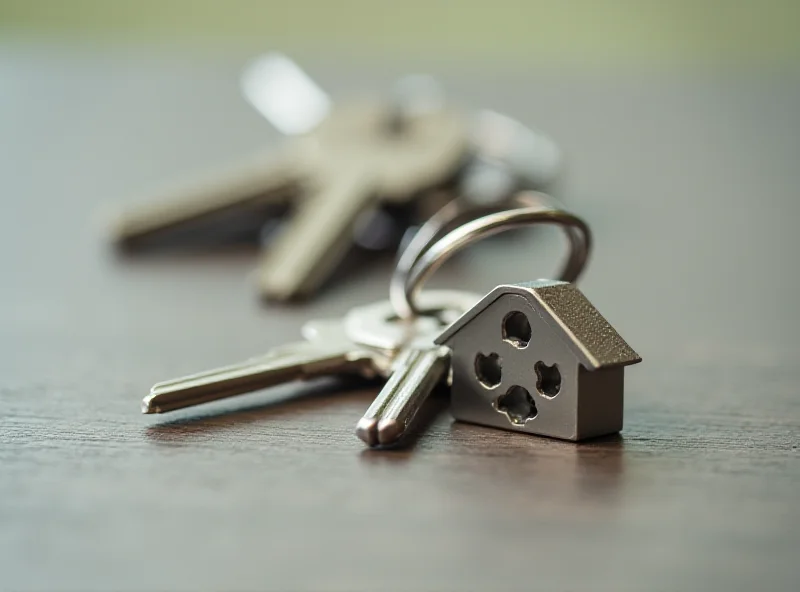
[1,42,799,591]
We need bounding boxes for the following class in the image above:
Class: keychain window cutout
[535,362,561,398]
[474,352,502,389]
[502,311,532,348]
[494,385,537,425]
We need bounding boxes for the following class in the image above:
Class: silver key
[344,293,478,447]
[142,291,479,426]
[142,338,385,415]
[110,54,467,302]
[355,345,451,447]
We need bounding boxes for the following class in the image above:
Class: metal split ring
[390,191,592,319]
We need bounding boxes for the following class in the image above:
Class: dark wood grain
[1,42,798,591]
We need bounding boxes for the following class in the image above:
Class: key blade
[258,167,377,301]
[354,349,415,447]
[241,53,332,136]
[357,346,451,447]
[142,343,375,414]
[109,151,300,249]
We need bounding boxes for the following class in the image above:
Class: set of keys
[108,53,561,301]
[143,193,641,446]
[122,54,641,445]
[143,289,476,446]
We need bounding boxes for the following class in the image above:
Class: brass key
[109,53,468,301]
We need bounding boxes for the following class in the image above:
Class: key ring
[390,191,592,319]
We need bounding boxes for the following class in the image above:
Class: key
[109,53,468,301]
[389,110,563,274]
[256,103,466,300]
[110,53,325,250]
[142,330,386,415]
[142,290,479,421]
[108,152,298,250]
[355,345,451,447]
[344,294,476,448]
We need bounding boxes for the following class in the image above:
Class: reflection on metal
[241,52,332,136]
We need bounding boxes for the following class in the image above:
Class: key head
[300,317,352,344]
[349,289,478,449]
[294,100,468,201]
[460,110,562,206]
[343,290,481,353]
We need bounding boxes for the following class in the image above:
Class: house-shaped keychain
[435,280,641,441]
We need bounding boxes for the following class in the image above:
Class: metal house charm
[435,280,641,441]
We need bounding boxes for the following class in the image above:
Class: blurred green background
[1,0,799,67]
